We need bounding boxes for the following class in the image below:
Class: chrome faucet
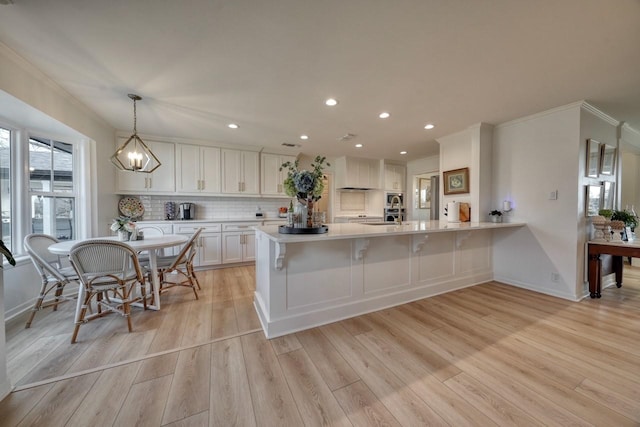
[390,195,403,225]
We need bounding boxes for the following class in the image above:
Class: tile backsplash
[131,195,291,220]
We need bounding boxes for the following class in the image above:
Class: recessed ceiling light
[424,124,435,130]
[325,98,338,106]
[379,112,390,119]
[300,135,309,140]
[228,123,239,129]
[400,151,407,155]
[355,144,363,148]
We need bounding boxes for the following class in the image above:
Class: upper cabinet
[221,149,260,195]
[384,162,406,192]
[116,138,175,193]
[176,144,221,194]
[261,153,297,196]
[334,156,380,189]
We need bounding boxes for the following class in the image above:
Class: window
[29,137,76,241]
[0,127,11,250]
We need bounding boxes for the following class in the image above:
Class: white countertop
[136,217,282,224]
[253,220,526,243]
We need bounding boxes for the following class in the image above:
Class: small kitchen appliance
[179,203,195,220]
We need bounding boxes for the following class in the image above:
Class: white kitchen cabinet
[222,222,259,263]
[176,144,221,194]
[261,153,297,196]
[173,222,222,267]
[221,149,259,195]
[384,163,406,191]
[334,156,380,189]
[116,139,175,193]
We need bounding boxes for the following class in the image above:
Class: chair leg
[25,280,47,328]
[124,302,133,332]
[71,291,93,344]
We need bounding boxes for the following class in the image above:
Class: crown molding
[580,102,620,126]
[495,101,584,129]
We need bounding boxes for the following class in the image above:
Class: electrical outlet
[549,190,558,200]
[551,272,560,282]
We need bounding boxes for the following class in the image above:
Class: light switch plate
[549,190,558,200]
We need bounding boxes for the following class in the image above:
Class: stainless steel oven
[385,192,404,208]
[383,208,406,222]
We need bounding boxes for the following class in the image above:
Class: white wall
[437,124,492,222]
[0,42,117,399]
[491,102,620,300]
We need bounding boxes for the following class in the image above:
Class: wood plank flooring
[1,264,639,426]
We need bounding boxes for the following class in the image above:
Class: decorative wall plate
[119,197,144,218]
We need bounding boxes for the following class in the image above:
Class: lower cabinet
[222,222,259,264]
[173,222,223,267]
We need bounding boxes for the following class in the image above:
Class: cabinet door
[116,139,174,193]
[241,151,260,194]
[261,154,295,196]
[222,232,243,263]
[221,149,242,193]
[261,153,282,195]
[384,164,406,191]
[243,232,256,261]
[176,144,201,192]
[200,147,221,193]
[147,140,175,192]
[199,233,222,266]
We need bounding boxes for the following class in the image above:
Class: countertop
[136,217,285,224]
[253,220,525,243]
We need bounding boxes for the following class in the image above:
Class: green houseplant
[611,209,638,230]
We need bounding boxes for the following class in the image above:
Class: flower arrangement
[280,156,329,228]
[110,215,135,233]
[280,156,330,202]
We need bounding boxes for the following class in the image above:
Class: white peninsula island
[253,220,524,338]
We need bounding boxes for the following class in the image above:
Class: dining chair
[23,233,79,328]
[68,239,148,343]
[154,228,203,300]
[135,225,166,260]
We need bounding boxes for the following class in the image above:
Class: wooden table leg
[612,255,624,288]
[588,253,601,298]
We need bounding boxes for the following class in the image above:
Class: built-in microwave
[385,192,404,207]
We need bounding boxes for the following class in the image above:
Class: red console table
[587,241,640,298]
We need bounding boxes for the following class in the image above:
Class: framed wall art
[600,143,616,175]
[418,177,431,209]
[443,167,469,195]
[585,184,603,217]
[586,139,601,178]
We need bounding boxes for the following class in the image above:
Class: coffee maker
[179,203,195,220]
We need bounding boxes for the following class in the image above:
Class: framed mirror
[600,144,617,175]
[586,139,601,178]
[586,184,603,217]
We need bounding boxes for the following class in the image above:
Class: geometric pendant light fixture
[110,94,161,173]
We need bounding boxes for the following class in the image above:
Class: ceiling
[0,0,639,162]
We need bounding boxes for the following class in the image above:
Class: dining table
[48,234,189,318]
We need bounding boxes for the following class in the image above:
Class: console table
[587,241,640,298]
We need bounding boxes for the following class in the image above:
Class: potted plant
[598,209,613,220]
[489,210,503,223]
[110,215,135,241]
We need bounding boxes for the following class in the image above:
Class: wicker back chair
[155,228,203,299]
[23,233,78,328]
[68,240,147,343]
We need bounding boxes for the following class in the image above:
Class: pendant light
[110,94,161,173]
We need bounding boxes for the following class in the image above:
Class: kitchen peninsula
[253,220,524,338]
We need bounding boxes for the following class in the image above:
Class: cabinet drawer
[222,222,260,232]
[174,222,222,234]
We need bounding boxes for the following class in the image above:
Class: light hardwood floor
[1,264,639,426]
